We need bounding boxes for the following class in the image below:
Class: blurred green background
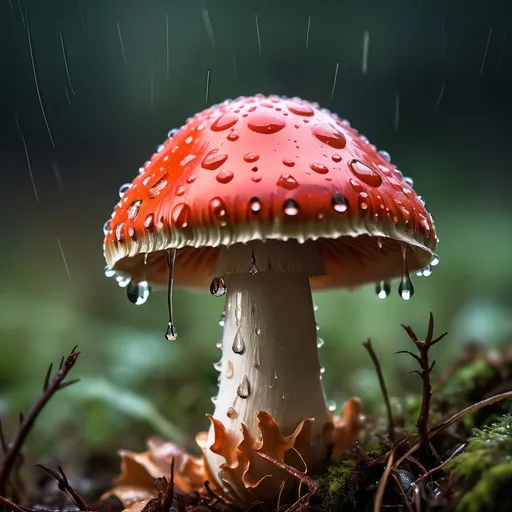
[1,0,511,472]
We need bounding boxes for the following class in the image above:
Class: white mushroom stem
[205,240,331,487]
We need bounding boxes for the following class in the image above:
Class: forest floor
[1,314,512,512]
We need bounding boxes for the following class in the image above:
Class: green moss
[440,359,495,398]
[446,414,512,512]
[316,458,357,511]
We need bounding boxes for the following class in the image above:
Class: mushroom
[103,95,438,505]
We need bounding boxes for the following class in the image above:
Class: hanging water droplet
[127,280,151,305]
[398,244,414,300]
[320,366,326,374]
[210,277,227,296]
[165,322,178,340]
[104,265,115,278]
[417,265,433,277]
[269,379,274,388]
[213,359,222,372]
[216,340,222,348]
[237,375,250,398]
[313,303,319,311]
[273,366,278,379]
[103,220,111,235]
[211,395,218,404]
[317,338,325,348]
[227,407,238,419]
[165,248,178,340]
[232,330,245,355]
[404,176,414,187]
[376,281,391,299]
[249,252,259,275]
[116,275,131,287]
[119,183,130,197]
[431,253,440,266]
[377,237,383,249]
[327,400,337,412]
[332,192,349,213]
[219,311,226,326]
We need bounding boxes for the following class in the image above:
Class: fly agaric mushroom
[103,95,438,505]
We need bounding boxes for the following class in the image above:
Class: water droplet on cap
[232,330,245,355]
[171,203,190,228]
[119,183,130,197]
[277,173,299,190]
[148,177,168,198]
[317,338,325,348]
[431,253,440,266]
[249,197,261,213]
[127,200,142,220]
[104,265,115,278]
[332,193,349,213]
[327,400,337,412]
[404,177,414,187]
[378,150,391,162]
[312,125,347,149]
[310,163,329,174]
[201,149,228,170]
[283,199,300,216]
[350,160,382,187]
[216,169,234,184]
[243,152,259,163]
[211,113,239,132]
[247,112,286,134]
[219,311,226,326]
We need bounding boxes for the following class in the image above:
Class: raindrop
[165,248,178,340]
[283,199,300,216]
[247,112,286,134]
[398,244,414,300]
[167,128,179,138]
[277,173,299,190]
[211,113,239,132]
[227,132,239,141]
[310,162,329,174]
[359,192,369,210]
[227,407,238,419]
[119,183,130,197]
[243,152,259,162]
[201,149,228,170]
[312,124,346,149]
[327,400,337,412]
[127,280,151,305]
[331,154,342,163]
[232,330,245,355]
[103,220,110,235]
[104,266,116,278]
[127,200,142,220]
[237,375,250,398]
[431,253,440,266]
[171,203,190,228]
[249,197,261,213]
[210,277,227,296]
[350,159,382,187]
[219,311,226,326]
[378,150,391,162]
[317,338,325,348]
[225,360,234,378]
[376,281,391,299]
[216,169,234,184]
[115,222,125,242]
[404,176,414,187]
[332,193,349,213]
[148,177,168,198]
[282,157,295,167]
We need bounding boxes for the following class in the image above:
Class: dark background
[0,0,511,467]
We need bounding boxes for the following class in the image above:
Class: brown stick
[0,348,81,496]
[363,339,395,441]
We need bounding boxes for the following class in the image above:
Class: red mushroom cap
[103,95,437,290]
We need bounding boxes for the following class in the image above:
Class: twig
[363,339,395,441]
[160,458,175,512]
[0,348,81,496]
[34,465,91,511]
[0,496,26,512]
[397,313,447,458]
[373,450,395,512]
[255,452,318,492]
[393,389,512,469]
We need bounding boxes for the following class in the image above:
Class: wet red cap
[103,95,437,290]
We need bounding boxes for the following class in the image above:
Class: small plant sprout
[102,95,438,504]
